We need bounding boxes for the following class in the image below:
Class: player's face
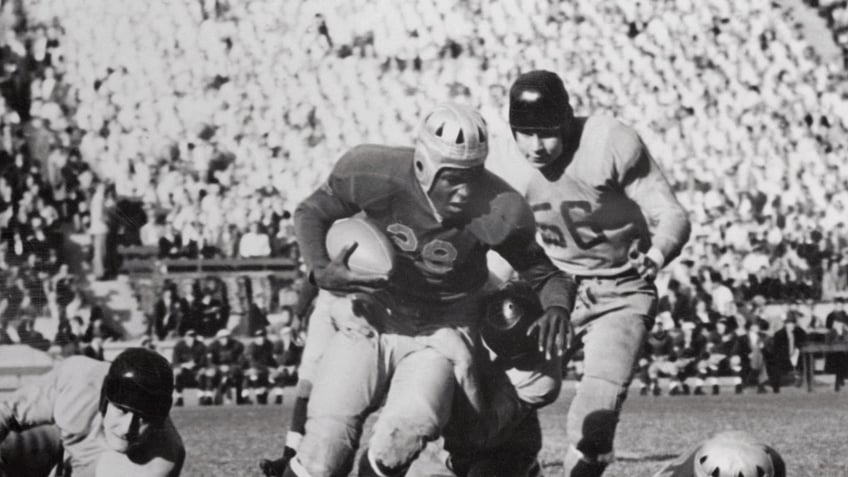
[102,402,154,453]
[428,166,484,219]
[513,128,563,168]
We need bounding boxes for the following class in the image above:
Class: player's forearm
[294,280,319,318]
[517,257,576,313]
[627,174,691,267]
[499,239,577,312]
[648,203,691,266]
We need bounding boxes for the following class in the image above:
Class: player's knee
[369,417,435,471]
[577,375,629,411]
[300,416,363,475]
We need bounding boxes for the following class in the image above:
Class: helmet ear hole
[415,160,424,172]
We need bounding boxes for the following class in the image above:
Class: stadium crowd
[809,0,848,65]
[0,0,846,397]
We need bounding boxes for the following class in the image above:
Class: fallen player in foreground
[653,430,785,477]
[0,348,185,477]
[407,280,564,477]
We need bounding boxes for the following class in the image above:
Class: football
[325,217,396,279]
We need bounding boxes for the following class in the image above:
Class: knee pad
[369,418,433,471]
[299,415,364,476]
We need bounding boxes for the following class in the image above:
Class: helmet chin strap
[415,145,445,223]
[421,183,444,223]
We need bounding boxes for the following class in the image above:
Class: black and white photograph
[1,0,847,475]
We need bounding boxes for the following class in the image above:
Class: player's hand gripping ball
[318,217,395,293]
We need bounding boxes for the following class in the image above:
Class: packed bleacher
[808,0,848,65]
[0,0,847,397]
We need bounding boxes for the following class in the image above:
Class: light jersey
[295,144,573,309]
[491,115,689,277]
[0,356,183,477]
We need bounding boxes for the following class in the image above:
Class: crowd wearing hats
[623,296,848,395]
[0,0,846,378]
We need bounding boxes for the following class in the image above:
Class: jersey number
[386,224,458,274]
[534,201,608,250]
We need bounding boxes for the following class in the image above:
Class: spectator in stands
[171,329,207,406]
[89,180,109,280]
[139,208,162,247]
[68,315,85,337]
[708,271,736,318]
[742,319,770,394]
[269,214,292,256]
[153,285,183,340]
[16,315,49,351]
[180,219,202,259]
[243,329,276,404]
[238,221,271,258]
[674,321,707,395]
[2,276,28,323]
[52,317,78,357]
[824,313,848,391]
[270,326,304,405]
[639,314,676,396]
[207,328,246,405]
[81,336,105,361]
[158,223,183,259]
[659,279,694,324]
[50,263,75,318]
[710,317,745,395]
[194,288,226,338]
[0,324,13,345]
[825,297,848,329]
[767,314,808,393]
[83,306,123,342]
[245,294,269,337]
[219,223,241,258]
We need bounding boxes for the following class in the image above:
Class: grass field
[172,384,848,477]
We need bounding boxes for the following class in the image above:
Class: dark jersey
[171,339,207,367]
[646,330,674,358]
[209,339,244,366]
[273,340,304,367]
[246,340,276,368]
[295,144,574,309]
